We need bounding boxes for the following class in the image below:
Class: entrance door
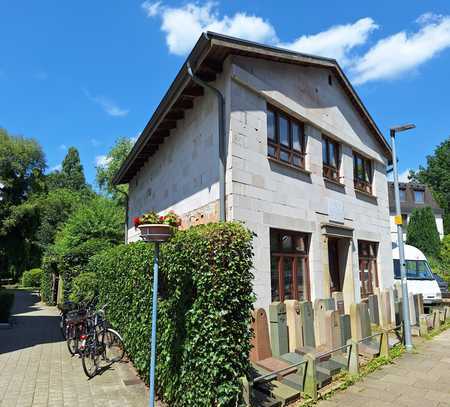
[328,238,341,293]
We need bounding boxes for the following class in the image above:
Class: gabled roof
[114,32,392,185]
[388,182,443,215]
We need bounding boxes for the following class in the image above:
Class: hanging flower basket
[134,210,181,242]
[138,224,172,242]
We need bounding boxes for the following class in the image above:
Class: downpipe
[186,61,226,221]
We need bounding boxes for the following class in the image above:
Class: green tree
[50,196,124,299]
[412,137,450,234]
[0,129,46,279]
[0,128,46,205]
[406,207,441,257]
[35,188,84,248]
[47,147,87,192]
[53,196,123,253]
[96,137,133,205]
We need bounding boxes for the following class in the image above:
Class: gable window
[267,105,306,169]
[399,189,406,202]
[353,152,373,195]
[358,241,379,298]
[322,136,340,182]
[414,190,424,203]
[270,229,310,302]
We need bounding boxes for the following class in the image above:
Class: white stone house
[114,33,394,313]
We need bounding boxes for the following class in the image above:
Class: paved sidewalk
[317,328,450,407]
[0,290,149,407]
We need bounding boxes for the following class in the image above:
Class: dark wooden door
[328,238,341,292]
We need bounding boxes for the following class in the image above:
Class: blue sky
[1,1,450,185]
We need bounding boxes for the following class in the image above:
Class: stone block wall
[228,56,393,310]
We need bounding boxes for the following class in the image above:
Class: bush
[0,290,15,322]
[89,222,254,406]
[21,268,43,288]
[406,207,441,257]
[69,272,97,304]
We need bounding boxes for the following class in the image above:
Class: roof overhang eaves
[113,34,212,185]
[114,32,392,185]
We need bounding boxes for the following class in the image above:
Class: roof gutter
[187,59,226,222]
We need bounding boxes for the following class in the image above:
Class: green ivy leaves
[89,222,254,406]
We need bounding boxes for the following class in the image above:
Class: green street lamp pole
[390,124,415,352]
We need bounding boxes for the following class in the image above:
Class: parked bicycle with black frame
[80,304,125,378]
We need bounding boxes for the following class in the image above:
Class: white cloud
[142,1,277,56]
[50,164,62,172]
[95,155,112,167]
[142,1,162,17]
[83,88,129,117]
[388,168,412,182]
[142,4,450,86]
[278,18,378,66]
[59,144,67,151]
[351,13,450,84]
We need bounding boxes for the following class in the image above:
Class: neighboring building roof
[388,182,443,215]
[113,32,392,185]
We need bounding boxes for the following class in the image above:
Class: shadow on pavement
[0,290,62,354]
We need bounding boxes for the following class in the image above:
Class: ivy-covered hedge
[69,272,97,304]
[40,256,56,305]
[88,222,254,406]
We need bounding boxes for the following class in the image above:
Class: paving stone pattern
[317,328,450,407]
[0,291,149,407]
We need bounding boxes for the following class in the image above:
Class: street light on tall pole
[390,123,415,352]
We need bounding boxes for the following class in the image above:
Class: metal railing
[244,324,405,406]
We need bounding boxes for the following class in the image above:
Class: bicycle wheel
[67,337,79,356]
[100,329,125,364]
[82,349,100,378]
[60,315,67,340]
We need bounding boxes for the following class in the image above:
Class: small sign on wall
[328,199,344,223]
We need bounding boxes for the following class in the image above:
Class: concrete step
[316,358,346,376]
[316,370,332,389]
[255,380,301,405]
[281,372,303,391]
[251,389,282,407]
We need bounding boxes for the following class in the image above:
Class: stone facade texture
[127,55,394,312]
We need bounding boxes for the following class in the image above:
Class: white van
[392,244,442,305]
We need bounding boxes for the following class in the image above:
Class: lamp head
[391,124,416,133]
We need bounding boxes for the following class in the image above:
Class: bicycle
[59,301,78,340]
[65,297,97,356]
[80,304,125,378]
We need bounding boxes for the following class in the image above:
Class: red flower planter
[138,224,172,242]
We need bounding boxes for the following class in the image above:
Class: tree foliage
[69,272,97,304]
[48,195,124,299]
[53,196,123,254]
[0,128,46,205]
[47,147,88,192]
[0,129,46,279]
[406,207,441,257]
[96,137,133,205]
[412,137,450,234]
